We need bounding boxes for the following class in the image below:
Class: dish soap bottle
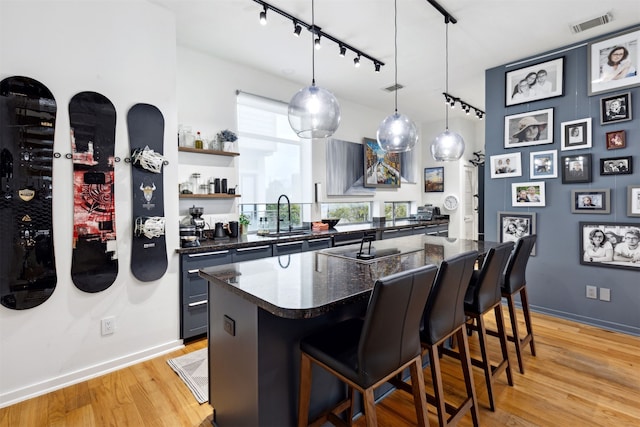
[194,131,203,149]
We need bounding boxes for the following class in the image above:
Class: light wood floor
[1,310,639,427]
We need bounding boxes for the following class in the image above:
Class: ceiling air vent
[383,83,404,92]
[570,12,613,34]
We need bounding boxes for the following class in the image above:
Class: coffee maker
[189,205,206,239]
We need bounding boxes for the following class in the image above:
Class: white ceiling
[152,0,640,123]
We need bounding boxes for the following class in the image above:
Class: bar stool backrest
[467,242,515,313]
[503,235,537,294]
[358,264,438,383]
[420,251,478,345]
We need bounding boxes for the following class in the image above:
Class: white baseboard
[0,340,184,409]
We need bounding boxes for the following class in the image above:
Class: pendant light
[288,0,341,139]
[431,18,465,161]
[376,0,418,153]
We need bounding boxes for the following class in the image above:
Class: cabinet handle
[308,238,331,243]
[188,269,201,274]
[384,229,399,233]
[188,250,230,258]
[236,245,270,252]
[276,241,303,247]
[413,226,426,230]
[188,300,208,307]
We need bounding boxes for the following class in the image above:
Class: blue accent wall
[484,25,640,335]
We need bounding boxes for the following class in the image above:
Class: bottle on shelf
[194,131,204,149]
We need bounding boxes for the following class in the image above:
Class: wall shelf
[178,146,239,157]
[179,193,240,199]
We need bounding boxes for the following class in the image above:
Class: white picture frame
[560,118,592,151]
[512,181,546,207]
[529,149,558,179]
[490,152,522,179]
[588,27,640,96]
[505,108,554,149]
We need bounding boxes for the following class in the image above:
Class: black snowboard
[69,91,118,293]
[127,103,167,282]
[0,76,57,310]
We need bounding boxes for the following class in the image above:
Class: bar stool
[393,251,480,427]
[444,242,515,411]
[297,264,438,427]
[500,234,537,374]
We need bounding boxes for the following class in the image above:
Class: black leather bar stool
[444,242,515,411]
[297,264,438,427]
[394,251,480,427]
[498,234,537,374]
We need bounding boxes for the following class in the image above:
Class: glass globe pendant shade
[288,84,341,139]
[431,129,465,161]
[376,112,419,153]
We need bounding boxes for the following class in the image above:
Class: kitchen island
[200,235,497,426]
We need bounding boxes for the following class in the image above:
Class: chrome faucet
[276,194,291,234]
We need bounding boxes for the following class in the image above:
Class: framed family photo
[600,156,633,175]
[504,108,554,148]
[588,26,640,96]
[571,189,611,214]
[530,149,558,179]
[606,130,626,150]
[560,118,592,151]
[497,211,537,255]
[579,222,640,270]
[505,57,564,106]
[363,137,401,188]
[424,167,444,192]
[628,185,640,217]
[600,92,632,124]
[561,154,592,184]
[490,152,522,179]
[511,181,546,207]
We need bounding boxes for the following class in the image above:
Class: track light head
[374,62,381,72]
[354,55,361,67]
[293,22,302,36]
[449,99,456,108]
[259,6,267,25]
[339,45,346,57]
[314,35,321,49]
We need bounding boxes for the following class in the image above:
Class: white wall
[0,0,180,407]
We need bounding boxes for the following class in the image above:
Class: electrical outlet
[223,315,235,336]
[599,288,611,301]
[586,285,597,299]
[101,316,115,336]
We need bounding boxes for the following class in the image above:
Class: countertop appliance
[415,205,440,221]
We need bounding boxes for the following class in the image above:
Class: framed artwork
[571,189,611,214]
[580,222,640,270]
[588,26,640,96]
[561,154,592,184]
[497,211,537,256]
[600,92,632,125]
[628,185,640,217]
[490,152,522,179]
[505,108,553,148]
[326,139,375,196]
[530,149,558,179]
[505,57,564,106]
[424,167,444,192]
[363,137,401,188]
[600,156,633,175]
[606,130,626,150]
[511,181,546,207]
[560,118,592,151]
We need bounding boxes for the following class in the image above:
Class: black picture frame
[600,92,632,125]
[580,222,640,270]
[424,167,444,192]
[497,211,537,256]
[571,189,611,214]
[561,154,592,184]
[505,57,564,106]
[600,156,633,175]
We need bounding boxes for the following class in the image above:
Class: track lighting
[442,92,485,120]
[354,55,361,67]
[252,0,384,73]
[259,6,267,25]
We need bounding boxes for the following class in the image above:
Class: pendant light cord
[311,0,316,86]
[394,0,398,114]
[444,19,449,130]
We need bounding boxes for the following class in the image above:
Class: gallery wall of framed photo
[484,24,640,335]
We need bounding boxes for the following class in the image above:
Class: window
[384,202,411,221]
[321,202,371,225]
[236,92,312,231]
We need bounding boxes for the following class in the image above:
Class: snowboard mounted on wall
[69,91,118,293]
[0,76,57,310]
[127,103,167,282]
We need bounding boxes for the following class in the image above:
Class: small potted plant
[239,213,250,235]
[217,129,238,151]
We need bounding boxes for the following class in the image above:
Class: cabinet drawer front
[182,250,232,271]
[181,302,208,339]
[304,238,332,252]
[233,245,272,262]
[273,241,303,256]
[182,276,208,304]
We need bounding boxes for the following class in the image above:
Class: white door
[463,165,477,240]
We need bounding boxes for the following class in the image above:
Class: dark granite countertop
[176,218,449,254]
[199,234,498,320]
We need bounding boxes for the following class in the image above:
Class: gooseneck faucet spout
[276,194,291,234]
